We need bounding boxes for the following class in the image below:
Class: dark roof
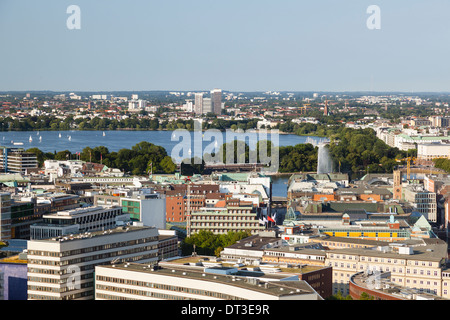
[343,209,368,221]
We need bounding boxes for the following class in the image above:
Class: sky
[1,0,450,92]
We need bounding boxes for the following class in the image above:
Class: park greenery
[27,141,177,176]
[180,230,252,257]
[25,127,414,178]
[327,127,415,176]
[432,158,450,173]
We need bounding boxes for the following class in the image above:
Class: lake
[0,130,326,155]
[1,130,320,198]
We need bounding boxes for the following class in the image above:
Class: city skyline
[1,1,450,92]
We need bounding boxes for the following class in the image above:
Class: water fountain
[317,143,333,174]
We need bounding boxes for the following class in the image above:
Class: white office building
[121,190,166,229]
[27,225,159,300]
[95,261,322,300]
[30,205,130,240]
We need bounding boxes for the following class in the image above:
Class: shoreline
[0,128,326,137]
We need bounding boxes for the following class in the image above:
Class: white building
[44,160,84,178]
[128,99,146,111]
[194,93,204,115]
[120,189,166,229]
[27,225,159,300]
[417,143,450,161]
[95,260,322,300]
[30,205,130,240]
[404,185,437,222]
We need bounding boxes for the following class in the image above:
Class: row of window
[96,275,245,300]
[28,247,158,267]
[192,215,256,221]
[28,236,158,257]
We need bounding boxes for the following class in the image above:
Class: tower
[324,99,329,116]
[194,93,203,115]
[210,89,222,115]
[393,169,402,200]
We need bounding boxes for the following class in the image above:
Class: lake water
[1,130,320,198]
[0,130,326,154]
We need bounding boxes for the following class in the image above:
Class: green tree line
[27,141,177,176]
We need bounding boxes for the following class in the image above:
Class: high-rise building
[27,225,159,300]
[194,93,204,115]
[0,147,38,174]
[211,89,222,115]
[202,98,212,114]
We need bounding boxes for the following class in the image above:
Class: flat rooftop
[351,271,448,300]
[32,225,154,243]
[101,261,318,298]
[328,239,448,262]
[43,205,121,219]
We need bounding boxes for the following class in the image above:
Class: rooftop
[32,225,154,243]
[351,271,448,300]
[328,238,448,262]
[102,260,319,298]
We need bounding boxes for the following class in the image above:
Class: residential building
[211,88,222,115]
[194,93,203,115]
[202,98,212,114]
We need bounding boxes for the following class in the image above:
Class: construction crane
[300,104,310,114]
[395,156,416,180]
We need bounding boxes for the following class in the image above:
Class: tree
[26,148,45,167]
[55,150,71,161]
[159,156,177,174]
[359,292,374,300]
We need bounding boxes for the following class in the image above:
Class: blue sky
[1,0,449,92]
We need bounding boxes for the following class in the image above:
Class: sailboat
[103,131,106,137]
[68,136,72,141]
[29,135,32,142]
[59,133,61,138]
[39,136,42,142]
